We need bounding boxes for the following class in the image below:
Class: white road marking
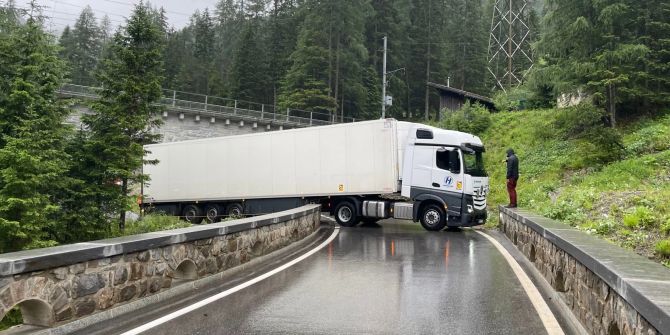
[476,230,565,335]
[121,226,340,335]
[320,214,336,222]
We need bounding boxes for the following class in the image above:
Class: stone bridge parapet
[499,206,669,335]
[0,205,320,329]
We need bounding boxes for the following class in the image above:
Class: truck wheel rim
[425,210,440,226]
[185,209,196,221]
[230,207,241,216]
[338,207,352,222]
[207,208,218,221]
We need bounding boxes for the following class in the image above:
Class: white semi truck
[142,119,489,231]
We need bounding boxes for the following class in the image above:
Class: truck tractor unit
[141,119,489,231]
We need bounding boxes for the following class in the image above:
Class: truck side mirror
[449,151,461,174]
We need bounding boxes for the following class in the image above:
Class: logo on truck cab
[338,184,344,192]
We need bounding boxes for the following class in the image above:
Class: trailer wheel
[419,204,446,231]
[182,204,203,224]
[226,203,244,218]
[204,204,222,223]
[334,201,359,227]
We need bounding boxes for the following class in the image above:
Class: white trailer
[142,119,489,231]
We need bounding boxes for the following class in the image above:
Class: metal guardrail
[57,84,356,127]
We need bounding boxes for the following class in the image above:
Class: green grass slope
[481,110,670,266]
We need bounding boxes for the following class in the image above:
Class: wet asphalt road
[139,219,548,335]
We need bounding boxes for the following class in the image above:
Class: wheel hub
[425,210,440,226]
[338,207,352,222]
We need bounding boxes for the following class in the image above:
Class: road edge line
[476,230,565,335]
[120,225,340,335]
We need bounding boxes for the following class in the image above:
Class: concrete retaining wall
[66,105,292,142]
[499,206,669,335]
[0,205,320,328]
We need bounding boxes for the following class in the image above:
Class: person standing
[504,149,519,208]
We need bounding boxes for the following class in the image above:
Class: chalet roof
[427,82,494,107]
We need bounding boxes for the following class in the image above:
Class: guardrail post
[261,104,264,120]
[286,108,290,121]
[310,111,313,126]
[172,90,176,107]
[204,95,208,112]
[234,100,237,115]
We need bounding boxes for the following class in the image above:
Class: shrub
[552,103,624,163]
[655,240,670,258]
[109,214,191,237]
[438,102,491,136]
[661,218,670,235]
[0,307,21,331]
[623,206,656,229]
[492,87,533,112]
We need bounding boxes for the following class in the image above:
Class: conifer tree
[68,6,103,85]
[278,4,336,115]
[100,15,112,44]
[365,0,411,119]
[535,0,650,126]
[444,0,488,94]
[0,7,70,252]
[86,2,165,231]
[229,22,270,102]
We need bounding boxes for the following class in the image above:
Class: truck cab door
[431,147,463,215]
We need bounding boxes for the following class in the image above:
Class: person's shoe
[508,204,517,208]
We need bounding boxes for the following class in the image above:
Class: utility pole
[381,35,388,119]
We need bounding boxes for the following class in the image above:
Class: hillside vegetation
[478,107,670,266]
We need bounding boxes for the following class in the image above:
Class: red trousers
[507,178,518,207]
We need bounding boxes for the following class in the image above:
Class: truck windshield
[463,151,487,177]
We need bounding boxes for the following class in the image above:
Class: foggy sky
[12,0,219,33]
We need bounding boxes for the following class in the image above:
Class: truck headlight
[467,204,474,213]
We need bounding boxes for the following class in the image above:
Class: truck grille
[473,195,487,210]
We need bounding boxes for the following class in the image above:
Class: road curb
[483,229,588,335]
[33,223,335,335]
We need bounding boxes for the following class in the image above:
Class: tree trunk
[341,92,344,122]
[334,35,341,117]
[119,178,128,231]
[327,10,333,97]
[608,84,617,128]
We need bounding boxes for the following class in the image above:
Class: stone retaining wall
[0,205,320,328]
[499,206,669,335]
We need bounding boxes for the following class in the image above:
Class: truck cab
[399,123,489,230]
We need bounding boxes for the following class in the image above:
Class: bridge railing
[58,84,357,127]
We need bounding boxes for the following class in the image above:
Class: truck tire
[182,204,203,224]
[334,201,359,227]
[204,204,222,223]
[361,218,379,225]
[419,204,446,231]
[226,203,244,218]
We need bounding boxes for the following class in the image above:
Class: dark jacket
[506,150,519,179]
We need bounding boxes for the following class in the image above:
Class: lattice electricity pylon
[487,0,534,92]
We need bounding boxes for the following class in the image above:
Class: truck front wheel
[334,201,359,227]
[182,204,203,224]
[420,204,446,231]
